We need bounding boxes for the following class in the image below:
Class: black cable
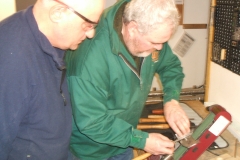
[206,149,220,156]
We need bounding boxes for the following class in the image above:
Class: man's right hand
[143,133,174,155]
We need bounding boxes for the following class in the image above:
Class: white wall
[169,27,208,88]
[183,0,210,24]
[180,0,210,88]
[0,0,16,21]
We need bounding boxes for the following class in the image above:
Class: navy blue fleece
[0,6,72,160]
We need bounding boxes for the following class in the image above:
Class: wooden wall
[15,0,36,11]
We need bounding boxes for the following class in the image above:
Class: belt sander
[133,104,232,160]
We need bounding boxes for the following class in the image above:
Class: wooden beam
[204,0,216,101]
[183,24,208,29]
[176,4,184,25]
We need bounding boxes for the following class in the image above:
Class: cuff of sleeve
[163,90,180,104]
[129,128,149,149]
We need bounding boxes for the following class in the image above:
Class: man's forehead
[144,25,173,42]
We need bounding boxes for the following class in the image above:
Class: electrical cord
[206,149,220,156]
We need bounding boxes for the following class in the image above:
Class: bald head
[33,0,105,50]
[61,0,105,23]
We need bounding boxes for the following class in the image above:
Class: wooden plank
[183,24,207,29]
[204,0,216,101]
[176,4,184,25]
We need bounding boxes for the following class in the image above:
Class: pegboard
[212,0,240,75]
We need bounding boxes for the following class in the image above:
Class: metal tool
[132,133,198,160]
[160,132,199,160]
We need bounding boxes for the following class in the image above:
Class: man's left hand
[164,99,190,137]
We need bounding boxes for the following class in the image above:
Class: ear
[126,21,138,37]
[49,5,67,23]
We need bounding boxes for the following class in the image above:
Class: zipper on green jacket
[139,58,146,90]
[118,53,143,90]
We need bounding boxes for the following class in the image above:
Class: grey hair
[122,0,180,34]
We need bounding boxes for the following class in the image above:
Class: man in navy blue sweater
[0,0,104,159]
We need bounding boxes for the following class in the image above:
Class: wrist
[129,129,149,149]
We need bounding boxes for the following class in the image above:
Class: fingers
[179,116,191,135]
[144,133,175,155]
[169,115,190,137]
[164,99,191,137]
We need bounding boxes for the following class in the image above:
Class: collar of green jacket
[101,0,130,56]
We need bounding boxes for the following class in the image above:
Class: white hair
[123,0,180,34]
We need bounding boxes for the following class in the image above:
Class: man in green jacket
[66,0,190,159]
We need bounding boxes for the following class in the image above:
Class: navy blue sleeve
[0,24,31,159]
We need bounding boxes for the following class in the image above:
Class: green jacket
[65,0,184,159]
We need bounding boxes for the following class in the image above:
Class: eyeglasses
[53,0,98,30]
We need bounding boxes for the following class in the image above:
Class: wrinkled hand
[164,99,190,137]
[144,133,174,155]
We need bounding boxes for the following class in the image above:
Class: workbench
[133,100,240,160]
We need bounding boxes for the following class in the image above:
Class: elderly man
[0,0,104,159]
[65,0,190,159]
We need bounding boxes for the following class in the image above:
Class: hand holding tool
[161,132,198,160]
[132,132,198,160]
